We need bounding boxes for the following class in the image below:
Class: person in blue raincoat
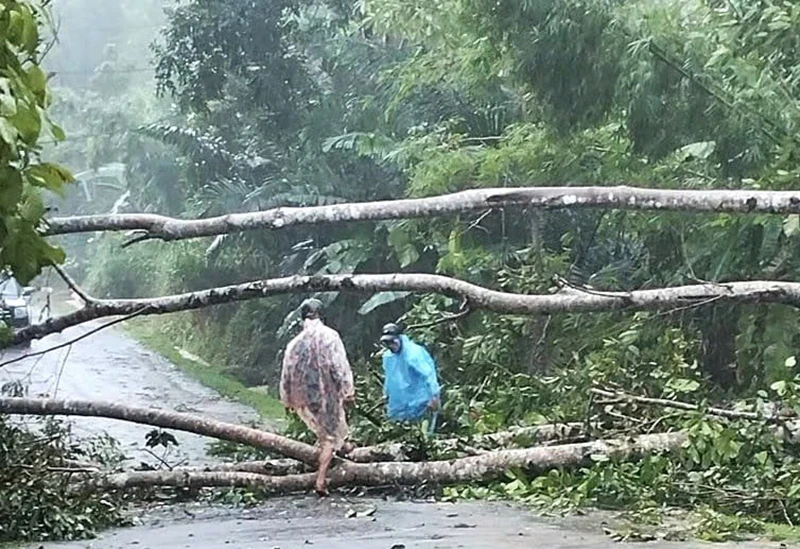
[379,323,441,429]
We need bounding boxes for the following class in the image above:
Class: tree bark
[0,397,320,465]
[80,469,314,492]
[11,274,800,345]
[43,185,800,242]
[83,432,686,493]
[59,424,589,479]
[0,397,588,470]
[192,459,308,476]
[205,423,587,471]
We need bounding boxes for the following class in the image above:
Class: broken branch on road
[0,397,321,465]
[0,396,684,497]
[10,273,800,345]
[195,422,589,468]
[0,396,587,466]
[78,432,686,494]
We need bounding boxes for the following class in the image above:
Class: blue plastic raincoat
[382,335,441,422]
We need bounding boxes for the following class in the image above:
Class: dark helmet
[300,298,324,319]
[381,323,402,336]
[380,322,403,348]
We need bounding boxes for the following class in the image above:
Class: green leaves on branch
[0,416,126,542]
[0,1,73,283]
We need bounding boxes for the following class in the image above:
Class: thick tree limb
[194,459,308,476]
[83,469,317,493]
[56,424,589,479]
[12,273,800,345]
[0,396,589,474]
[43,186,800,242]
[82,432,686,493]
[0,397,320,465]
[193,423,588,473]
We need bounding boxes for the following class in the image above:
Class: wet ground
[36,497,780,549]
[3,294,789,548]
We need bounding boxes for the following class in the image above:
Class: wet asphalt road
[0,314,262,468]
[36,497,782,549]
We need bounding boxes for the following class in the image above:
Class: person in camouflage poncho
[280,298,355,495]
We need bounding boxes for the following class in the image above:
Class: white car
[0,276,33,330]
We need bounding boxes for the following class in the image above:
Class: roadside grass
[764,521,800,543]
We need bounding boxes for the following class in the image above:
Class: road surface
[37,497,780,549]
[0,316,263,468]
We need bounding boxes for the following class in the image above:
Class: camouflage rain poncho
[280,318,354,450]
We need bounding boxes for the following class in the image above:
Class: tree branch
[0,397,320,465]
[11,273,800,345]
[43,186,800,242]
[51,264,95,305]
[51,423,590,480]
[344,422,587,462]
[192,459,308,476]
[405,300,471,331]
[591,388,796,424]
[79,432,686,493]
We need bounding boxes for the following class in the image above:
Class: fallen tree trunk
[11,273,800,345]
[193,422,589,473]
[85,432,686,492]
[195,459,307,476]
[43,185,800,242]
[0,396,590,475]
[346,422,588,461]
[34,424,585,478]
[0,397,320,465]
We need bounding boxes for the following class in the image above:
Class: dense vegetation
[6,0,800,542]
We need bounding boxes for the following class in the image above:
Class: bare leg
[315,439,334,496]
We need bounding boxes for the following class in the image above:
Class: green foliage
[153,0,310,122]
[0,415,126,542]
[83,234,157,298]
[431,343,800,538]
[0,0,73,283]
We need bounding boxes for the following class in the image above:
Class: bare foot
[314,484,329,497]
